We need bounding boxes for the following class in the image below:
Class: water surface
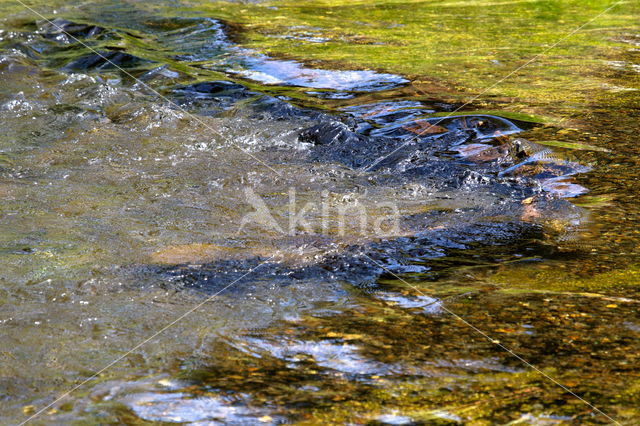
[0,0,639,424]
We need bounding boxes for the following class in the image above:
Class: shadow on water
[0,1,639,424]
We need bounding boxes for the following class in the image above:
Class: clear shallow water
[0,1,639,424]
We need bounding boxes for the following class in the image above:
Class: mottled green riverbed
[0,0,639,424]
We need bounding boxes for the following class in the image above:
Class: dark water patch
[1,18,146,71]
[171,80,256,115]
[145,218,555,295]
[38,18,106,42]
[62,50,151,71]
[172,79,328,121]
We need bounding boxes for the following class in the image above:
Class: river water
[0,0,639,424]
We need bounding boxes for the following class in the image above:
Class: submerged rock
[179,81,249,97]
[142,93,587,292]
[37,18,106,42]
[63,50,151,71]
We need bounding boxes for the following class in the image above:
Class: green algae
[532,139,613,152]
[429,109,549,124]
[181,0,639,119]
[490,261,640,294]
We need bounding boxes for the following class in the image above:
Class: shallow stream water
[0,1,639,424]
